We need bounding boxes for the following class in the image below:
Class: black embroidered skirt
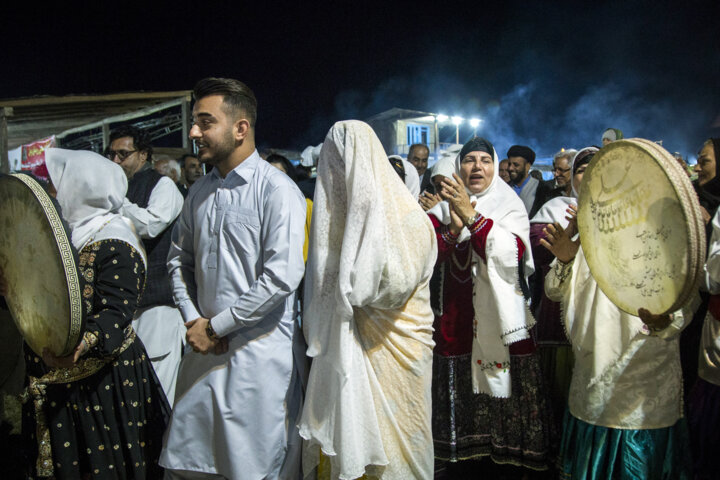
[432,352,555,471]
[22,340,169,479]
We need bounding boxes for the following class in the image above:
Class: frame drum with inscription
[577,138,705,316]
[0,174,83,357]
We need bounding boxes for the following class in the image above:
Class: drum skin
[0,174,83,357]
[577,139,705,316]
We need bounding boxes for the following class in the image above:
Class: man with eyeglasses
[551,148,577,196]
[107,125,185,406]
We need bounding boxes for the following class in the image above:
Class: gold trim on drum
[8,174,83,356]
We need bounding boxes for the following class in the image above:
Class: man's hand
[185,317,229,355]
[540,222,580,263]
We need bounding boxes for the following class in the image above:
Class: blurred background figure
[408,143,432,193]
[154,155,181,184]
[601,127,624,146]
[498,158,511,183]
[178,153,203,196]
[389,154,421,199]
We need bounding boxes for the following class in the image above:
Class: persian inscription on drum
[577,140,696,316]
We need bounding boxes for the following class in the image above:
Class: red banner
[21,135,56,181]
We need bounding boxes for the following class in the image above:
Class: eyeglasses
[553,167,571,173]
[106,149,137,161]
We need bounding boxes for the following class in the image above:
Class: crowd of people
[0,77,718,480]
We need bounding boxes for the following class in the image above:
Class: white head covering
[430,154,455,180]
[426,139,535,398]
[300,120,437,479]
[602,128,623,143]
[45,148,146,266]
[571,146,599,198]
[388,154,420,198]
[301,143,323,167]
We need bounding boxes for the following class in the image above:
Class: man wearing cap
[507,144,541,214]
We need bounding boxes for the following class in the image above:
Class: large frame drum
[576,138,705,316]
[0,174,83,357]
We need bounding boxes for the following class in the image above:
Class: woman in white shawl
[299,121,437,480]
[426,137,552,475]
[0,149,169,479]
[542,153,692,478]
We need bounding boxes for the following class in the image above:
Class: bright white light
[451,116,463,125]
[469,118,481,128]
[436,114,448,122]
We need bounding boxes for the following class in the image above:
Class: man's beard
[199,131,236,166]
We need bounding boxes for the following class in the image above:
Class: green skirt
[559,410,691,479]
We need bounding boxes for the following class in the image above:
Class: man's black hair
[193,77,257,127]
[109,125,153,163]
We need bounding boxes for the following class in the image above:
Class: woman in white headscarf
[542,153,692,479]
[0,149,169,479]
[299,121,437,480]
[528,147,597,438]
[426,137,552,475]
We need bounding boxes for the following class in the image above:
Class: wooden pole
[102,122,110,152]
[0,107,9,174]
[181,98,190,149]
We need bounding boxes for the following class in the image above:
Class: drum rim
[630,138,706,306]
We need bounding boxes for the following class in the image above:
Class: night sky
[3,1,719,158]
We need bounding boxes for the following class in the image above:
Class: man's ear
[234,119,251,142]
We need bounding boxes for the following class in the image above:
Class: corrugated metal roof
[1,91,191,150]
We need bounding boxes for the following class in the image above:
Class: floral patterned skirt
[432,352,554,471]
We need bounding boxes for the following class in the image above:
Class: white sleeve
[167,197,200,322]
[545,256,574,303]
[122,176,184,239]
[401,158,420,199]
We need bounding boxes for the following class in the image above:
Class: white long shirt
[159,151,307,478]
[121,174,183,239]
[545,248,688,429]
[700,210,720,386]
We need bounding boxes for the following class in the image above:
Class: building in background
[366,108,456,163]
